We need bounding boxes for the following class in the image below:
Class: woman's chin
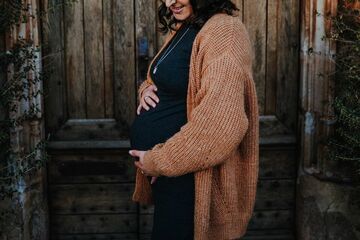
[173,13,191,21]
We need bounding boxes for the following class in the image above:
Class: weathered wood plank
[84,0,105,118]
[0,35,5,122]
[50,119,128,141]
[232,0,244,21]
[139,234,152,240]
[156,0,167,50]
[249,210,293,230]
[139,214,152,234]
[136,0,157,92]
[276,0,300,130]
[260,117,291,135]
[42,0,65,134]
[113,0,136,132]
[259,148,297,179]
[242,229,295,240]
[243,0,267,114]
[51,233,137,240]
[48,152,135,183]
[64,0,86,118]
[259,115,297,146]
[49,183,136,214]
[51,214,137,234]
[139,209,293,233]
[103,0,114,118]
[56,229,295,240]
[141,232,295,240]
[266,0,279,114]
[47,140,130,150]
[139,178,295,214]
[255,179,295,210]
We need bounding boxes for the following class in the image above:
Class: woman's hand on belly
[137,85,159,114]
[129,149,160,177]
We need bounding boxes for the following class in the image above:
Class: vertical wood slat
[43,0,65,133]
[113,0,136,128]
[84,0,104,118]
[266,0,279,114]
[136,0,157,90]
[276,0,300,130]
[233,0,244,21]
[103,0,114,118]
[243,0,267,114]
[64,0,86,118]
[135,2,158,234]
[0,35,6,122]
[51,214,137,234]
[299,0,338,170]
[156,1,167,53]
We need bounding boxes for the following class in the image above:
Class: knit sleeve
[142,54,251,177]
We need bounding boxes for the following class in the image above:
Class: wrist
[143,150,159,176]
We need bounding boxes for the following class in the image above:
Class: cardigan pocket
[210,177,232,224]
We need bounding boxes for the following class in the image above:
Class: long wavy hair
[158,0,239,33]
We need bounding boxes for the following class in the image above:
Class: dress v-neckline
[146,23,188,83]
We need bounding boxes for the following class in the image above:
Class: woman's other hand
[150,177,158,184]
[129,150,160,178]
[137,85,159,115]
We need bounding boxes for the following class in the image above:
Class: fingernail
[129,150,132,154]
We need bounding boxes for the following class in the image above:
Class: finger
[150,177,157,184]
[137,104,142,115]
[144,85,157,95]
[129,150,141,157]
[149,84,158,92]
[145,85,159,103]
[149,92,160,103]
[134,161,144,169]
[140,97,150,110]
[144,96,157,108]
[134,162,149,176]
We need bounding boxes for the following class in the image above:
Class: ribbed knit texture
[132,13,259,240]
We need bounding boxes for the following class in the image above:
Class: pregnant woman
[129,0,259,239]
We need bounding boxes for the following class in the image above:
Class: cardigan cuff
[143,149,160,176]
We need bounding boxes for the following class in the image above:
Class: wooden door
[43,0,299,239]
[236,1,299,239]
[44,0,145,239]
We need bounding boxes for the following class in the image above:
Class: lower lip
[171,6,184,14]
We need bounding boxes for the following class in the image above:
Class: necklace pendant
[153,66,157,74]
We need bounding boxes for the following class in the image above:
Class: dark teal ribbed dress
[129,23,199,240]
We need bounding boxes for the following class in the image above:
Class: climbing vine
[0,1,45,236]
[325,0,360,181]
[0,0,76,237]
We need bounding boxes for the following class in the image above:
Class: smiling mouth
[170,5,184,14]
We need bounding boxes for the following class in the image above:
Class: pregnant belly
[129,102,187,151]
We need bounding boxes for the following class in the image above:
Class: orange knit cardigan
[132,13,259,240]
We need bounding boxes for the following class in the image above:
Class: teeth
[170,5,183,13]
